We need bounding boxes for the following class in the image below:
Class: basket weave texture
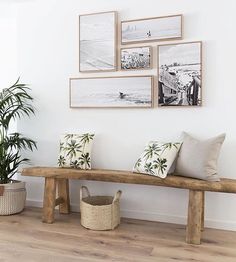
[80,186,122,231]
[0,181,26,215]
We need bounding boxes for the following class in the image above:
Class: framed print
[120,46,152,70]
[158,41,202,106]
[79,11,117,72]
[70,76,153,108]
[121,14,182,44]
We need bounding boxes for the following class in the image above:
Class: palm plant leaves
[0,79,34,132]
[0,79,37,183]
[3,133,36,152]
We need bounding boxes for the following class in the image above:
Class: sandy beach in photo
[122,15,182,43]
[80,12,116,71]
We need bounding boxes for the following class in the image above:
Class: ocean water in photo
[71,78,152,107]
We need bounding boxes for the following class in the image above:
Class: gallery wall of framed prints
[72,10,202,108]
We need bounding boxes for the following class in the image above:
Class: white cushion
[58,133,94,169]
[175,132,225,181]
[133,141,181,178]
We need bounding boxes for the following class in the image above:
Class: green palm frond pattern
[134,158,142,171]
[58,155,66,167]
[143,143,161,160]
[133,141,181,179]
[58,133,94,169]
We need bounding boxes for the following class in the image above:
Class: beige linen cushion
[175,132,226,181]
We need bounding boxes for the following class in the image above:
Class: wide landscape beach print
[122,15,182,44]
[158,42,202,106]
[70,76,153,108]
[79,12,116,72]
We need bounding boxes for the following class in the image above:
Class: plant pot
[0,180,26,215]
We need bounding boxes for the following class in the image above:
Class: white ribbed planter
[0,180,26,215]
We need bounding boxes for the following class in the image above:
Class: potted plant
[0,79,36,215]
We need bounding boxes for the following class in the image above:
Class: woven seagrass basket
[0,181,26,215]
[80,186,122,231]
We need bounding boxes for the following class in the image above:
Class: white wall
[16,0,236,230]
[0,3,18,89]
[0,3,18,135]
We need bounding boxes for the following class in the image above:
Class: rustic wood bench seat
[21,167,236,245]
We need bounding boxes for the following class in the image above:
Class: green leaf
[0,79,37,183]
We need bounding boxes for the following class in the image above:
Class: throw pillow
[175,132,226,181]
[133,141,182,178]
[58,133,94,169]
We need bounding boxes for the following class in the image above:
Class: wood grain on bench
[21,166,236,245]
[22,167,236,193]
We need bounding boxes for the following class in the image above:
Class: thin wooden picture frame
[79,11,118,73]
[157,41,202,107]
[69,75,154,108]
[120,46,153,71]
[121,14,183,45]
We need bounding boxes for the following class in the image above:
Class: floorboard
[0,207,236,262]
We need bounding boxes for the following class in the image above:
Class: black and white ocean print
[70,77,153,108]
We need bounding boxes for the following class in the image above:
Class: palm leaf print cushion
[58,133,94,169]
[133,141,181,178]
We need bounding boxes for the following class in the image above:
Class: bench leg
[186,190,203,245]
[42,177,56,223]
[201,191,205,231]
[58,178,70,214]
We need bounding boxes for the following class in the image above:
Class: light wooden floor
[0,207,236,262]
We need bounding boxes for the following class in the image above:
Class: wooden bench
[21,167,236,245]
